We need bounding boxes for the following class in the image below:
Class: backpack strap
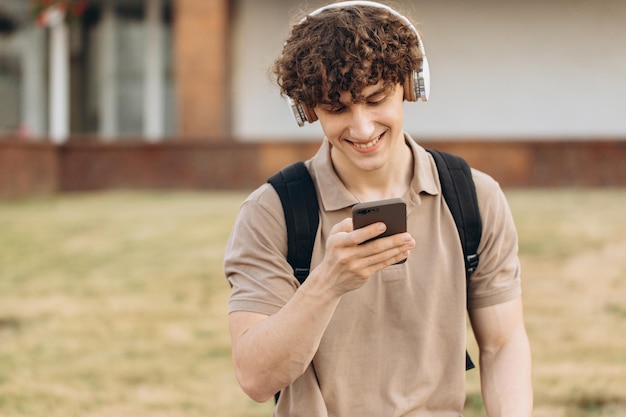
[427,149,482,280]
[427,149,482,371]
[268,161,320,284]
[268,161,320,404]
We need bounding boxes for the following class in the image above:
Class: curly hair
[273,3,423,108]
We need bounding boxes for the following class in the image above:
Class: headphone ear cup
[403,58,430,102]
[289,97,318,126]
[403,71,418,102]
[302,103,318,124]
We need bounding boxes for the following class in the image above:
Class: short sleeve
[468,169,522,309]
[224,184,299,315]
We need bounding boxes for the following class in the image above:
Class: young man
[224,2,533,416]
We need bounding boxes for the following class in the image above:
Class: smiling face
[314,81,406,175]
[273,4,422,192]
[273,5,423,119]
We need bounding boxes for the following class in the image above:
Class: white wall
[232,0,626,140]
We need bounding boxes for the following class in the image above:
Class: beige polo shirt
[225,135,521,416]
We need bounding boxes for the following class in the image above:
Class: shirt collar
[310,133,440,212]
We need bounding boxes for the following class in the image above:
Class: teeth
[353,134,381,149]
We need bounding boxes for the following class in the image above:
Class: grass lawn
[0,189,625,417]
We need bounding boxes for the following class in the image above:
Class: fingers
[328,218,388,246]
[358,232,415,268]
[329,218,415,266]
[352,222,387,245]
[329,217,414,255]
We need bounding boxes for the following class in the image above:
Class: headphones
[288,1,430,127]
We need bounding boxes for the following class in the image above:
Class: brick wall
[55,140,320,192]
[1,138,625,199]
[0,141,58,199]
[431,140,626,187]
[174,0,230,139]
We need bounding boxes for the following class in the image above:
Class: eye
[326,105,346,114]
[367,94,387,106]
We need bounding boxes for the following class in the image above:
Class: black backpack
[268,149,481,373]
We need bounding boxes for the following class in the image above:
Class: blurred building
[1,0,625,142]
[0,0,228,142]
[0,1,625,199]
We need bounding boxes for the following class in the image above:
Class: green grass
[1,189,625,417]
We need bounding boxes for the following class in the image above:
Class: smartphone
[352,198,407,244]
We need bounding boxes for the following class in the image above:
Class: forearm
[479,331,533,417]
[231,273,341,402]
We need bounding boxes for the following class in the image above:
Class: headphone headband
[288,1,430,126]
[306,1,427,58]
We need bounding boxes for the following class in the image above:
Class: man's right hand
[312,217,415,296]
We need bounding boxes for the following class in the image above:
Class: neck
[334,140,414,202]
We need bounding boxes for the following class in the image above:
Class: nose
[347,104,376,140]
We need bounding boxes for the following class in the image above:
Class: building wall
[231,0,626,140]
